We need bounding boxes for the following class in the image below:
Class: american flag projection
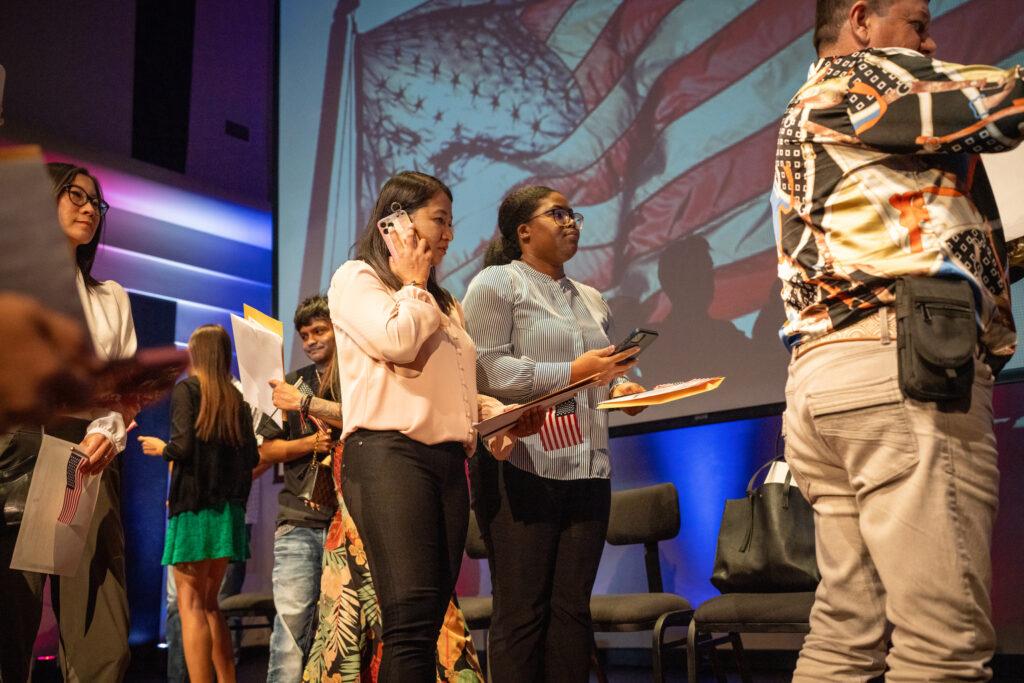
[279,0,1024,420]
[539,398,583,451]
[56,450,87,525]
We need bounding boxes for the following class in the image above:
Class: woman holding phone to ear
[462,185,646,683]
[323,171,542,682]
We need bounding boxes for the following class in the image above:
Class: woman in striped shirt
[462,185,646,682]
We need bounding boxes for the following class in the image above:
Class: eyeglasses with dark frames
[528,207,584,228]
[61,184,109,216]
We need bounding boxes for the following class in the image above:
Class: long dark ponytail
[483,185,557,267]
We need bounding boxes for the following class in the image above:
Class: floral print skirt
[302,444,484,682]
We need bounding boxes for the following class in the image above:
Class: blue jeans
[267,524,326,683]
[165,527,250,683]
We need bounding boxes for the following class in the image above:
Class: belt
[792,307,897,360]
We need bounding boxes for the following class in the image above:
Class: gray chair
[458,515,493,631]
[686,591,815,683]
[590,482,694,682]
[218,591,277,637]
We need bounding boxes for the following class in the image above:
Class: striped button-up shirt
[463,260,622,480]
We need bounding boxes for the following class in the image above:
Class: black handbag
[0,419,91,528]
[0,430,41,528]
[292,374,338,511]
[711,458,820,593]
[296,451,337,513]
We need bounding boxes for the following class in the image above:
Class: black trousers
[0,422,130,683]
[341,429,469,683]
[471,453,611,683]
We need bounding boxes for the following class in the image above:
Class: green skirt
[162,502,249,565]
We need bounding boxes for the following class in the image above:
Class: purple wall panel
[0,1,136,158]
[186,0,273,201]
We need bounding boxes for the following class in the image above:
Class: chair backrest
[465,510,488,560]
[607,483,680,594]
[606,482,680,546]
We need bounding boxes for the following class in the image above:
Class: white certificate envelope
[474,375,600,440]
[984,144,1024,241]
[230,314,285,427]
[10,434,103,576]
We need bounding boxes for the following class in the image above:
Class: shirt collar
[513,259,569,285]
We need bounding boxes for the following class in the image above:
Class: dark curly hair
[293,294,330,331]
[483,185,557,267]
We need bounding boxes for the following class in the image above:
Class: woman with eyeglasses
[462,185,646,682]
[0,163,136,682]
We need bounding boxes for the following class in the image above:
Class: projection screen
[278,0,1024,428]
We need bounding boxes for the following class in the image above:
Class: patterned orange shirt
[772,47,1024,360]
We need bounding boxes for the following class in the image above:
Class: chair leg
[653,609,693,683]
[686,619,699,683]
[707,637,727,683]
[688,621,729,683]
[652,623,666,683]
[484,628,491,682]
[730,632,753,683]
[591,637,609,683]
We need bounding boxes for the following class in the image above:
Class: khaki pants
[784,337,998,682]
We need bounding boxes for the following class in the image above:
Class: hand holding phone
[612,328,659,364]
[378,203,432,287]
[569,346,639,385]
[377,204,415,260]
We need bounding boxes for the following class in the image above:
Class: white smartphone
[376,205,415,259]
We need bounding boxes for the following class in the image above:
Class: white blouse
[70,271,138,451]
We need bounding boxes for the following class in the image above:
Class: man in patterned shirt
[773,1,1023,680]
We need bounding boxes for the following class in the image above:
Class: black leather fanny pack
[0,430,42,528]
[895,276,976,409]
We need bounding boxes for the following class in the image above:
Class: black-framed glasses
[528,207,583,228]
[61,184,109,216]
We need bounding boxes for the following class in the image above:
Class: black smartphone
[612,327,659,363]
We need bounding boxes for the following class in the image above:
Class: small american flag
[57,450,87,525]
[539,398,583,452]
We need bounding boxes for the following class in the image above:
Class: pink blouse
[328,260,506,454]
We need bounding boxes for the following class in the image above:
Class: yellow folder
[243,304,284,338]
[596,377,725,410]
